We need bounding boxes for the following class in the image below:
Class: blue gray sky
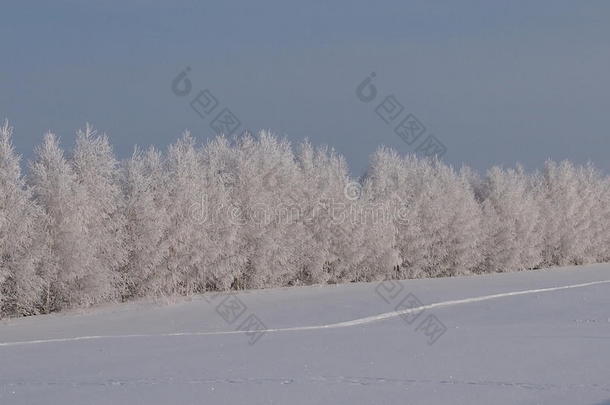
[1,0,609,175]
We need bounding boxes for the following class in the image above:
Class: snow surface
[1,263,610,405]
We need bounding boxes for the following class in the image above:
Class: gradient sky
[1,0,609,176]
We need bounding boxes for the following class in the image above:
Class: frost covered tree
[0,121,44,316]
[537,161,592,266]
[573,163,610,264]
[197,136,245,289]
[122,147,170,297]
[71,125,127,300]
[293,140,392,284]
[355,178,401,281]
[592,174,610,262]
[28,126,125,309]
[289,141,340,284]
[224,132,304,288]
[158,133,243,295]
[596,176,610,261]
[415,160,483,277]
[29,133,91,309]
[362,148,428,278]
[364,149,482,278]
[476,166,543,272]
[158,133,204,294]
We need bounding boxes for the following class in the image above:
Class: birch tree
[0,121,44,316]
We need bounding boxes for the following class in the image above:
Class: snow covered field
[1,263,610,405]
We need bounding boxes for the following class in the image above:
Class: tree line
[1,121,608,317]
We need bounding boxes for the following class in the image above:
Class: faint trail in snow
[1,279,610,347]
